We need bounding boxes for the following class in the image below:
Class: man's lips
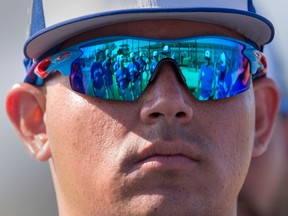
[132,141,201,170]
[137,154,198,170]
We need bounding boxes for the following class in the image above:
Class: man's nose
[140,59,194,124]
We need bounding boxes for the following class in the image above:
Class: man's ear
[6,83,51,161]
[253,77,280,157]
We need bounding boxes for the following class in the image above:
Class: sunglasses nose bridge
[149,58,186,84]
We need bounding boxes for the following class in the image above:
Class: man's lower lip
[137,155,198,170]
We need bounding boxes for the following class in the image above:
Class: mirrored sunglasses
[25,36,267,101]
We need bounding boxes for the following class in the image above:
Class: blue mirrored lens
[30,36,265,101]
[69,37,252,101]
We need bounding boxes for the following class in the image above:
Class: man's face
[45,20,256,215]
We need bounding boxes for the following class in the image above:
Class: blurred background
[0,0,57,215]
[0,0,287,215]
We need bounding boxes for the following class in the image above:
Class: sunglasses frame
[25,35,267,101]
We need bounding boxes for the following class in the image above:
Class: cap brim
[24,8,274,59]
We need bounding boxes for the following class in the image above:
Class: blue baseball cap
[25,0,274,60]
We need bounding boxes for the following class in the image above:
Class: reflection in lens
[69,37,252,101]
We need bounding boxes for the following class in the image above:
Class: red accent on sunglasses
[35,57,51,78]
[57,52,70,61]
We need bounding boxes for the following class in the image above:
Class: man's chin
[114,192,215,216]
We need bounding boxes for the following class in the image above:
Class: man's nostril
[150,112,162,118]
[176,112,186,118]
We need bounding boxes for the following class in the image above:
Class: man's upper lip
[135,140,201,164]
